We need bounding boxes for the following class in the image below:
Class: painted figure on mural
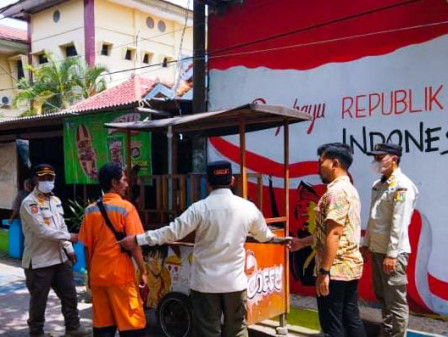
[75,124,98,179]
[142,245,171,309]
[291,181,322,286]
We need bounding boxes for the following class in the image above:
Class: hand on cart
[270,236,293,247]
[290,236,314,252]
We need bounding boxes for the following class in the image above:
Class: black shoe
[65,325,92,337]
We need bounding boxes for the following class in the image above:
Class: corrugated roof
[0,111,76,131]
[0,23,28,42]
[105,104,312,137]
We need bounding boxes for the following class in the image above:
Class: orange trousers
[91,281,146,332]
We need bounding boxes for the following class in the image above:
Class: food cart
[105,103,311,336]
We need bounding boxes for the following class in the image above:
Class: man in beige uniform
[20,164,90,337]
[361,143,418,337]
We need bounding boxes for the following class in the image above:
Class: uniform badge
[395,189,407,202]
[31,205,38,214]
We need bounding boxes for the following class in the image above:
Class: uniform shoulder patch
[30,205,39,214]
[395,189,407,202]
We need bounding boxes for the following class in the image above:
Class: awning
[104,104,311,137]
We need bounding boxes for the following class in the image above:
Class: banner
[63,111,152,184]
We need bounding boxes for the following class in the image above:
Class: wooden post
[257,174,263,209]
[282,121,290,329]
[239,119,247,199]
[167,126,173,212]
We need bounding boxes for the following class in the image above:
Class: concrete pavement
[0,253,165,337]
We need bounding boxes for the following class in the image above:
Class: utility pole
[192,0,207,173]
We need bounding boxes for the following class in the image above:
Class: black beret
[32,164,56,177]
[368,143,402,157]
[207,160,232,186]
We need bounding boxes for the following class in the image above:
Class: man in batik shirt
[291,143,366,337]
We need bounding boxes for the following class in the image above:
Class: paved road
[0,254,164,337]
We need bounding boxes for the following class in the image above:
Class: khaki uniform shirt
[363,168,418,258]
[136,188,274,293]
[314,176,364,281]
[20,189,73,269]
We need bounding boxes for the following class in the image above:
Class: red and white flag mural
[208,0,448,315]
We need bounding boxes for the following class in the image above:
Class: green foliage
[65,198,93,233]
[14,54,109,116]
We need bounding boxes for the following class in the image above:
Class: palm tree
[14,54,109,115]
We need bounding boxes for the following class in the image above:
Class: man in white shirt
[119,160,282,337]
[361,143,418,337]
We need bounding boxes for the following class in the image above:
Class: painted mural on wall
[207,0,448,315]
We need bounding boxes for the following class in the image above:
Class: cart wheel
[157,292,192,337]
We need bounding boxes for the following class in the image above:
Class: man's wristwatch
[318,268,330,276]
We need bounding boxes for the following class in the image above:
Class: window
[101,43,110,56]
[53,10,60,23]
[146,17,154,29]
[17,60,24,80]
[161,56,174,67]
[124,48,135,61]
[142,52,153,64]
[158,20,166,32]
[65,44,77,57]
[38,53,48,64]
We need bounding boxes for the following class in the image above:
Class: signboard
[208,0,448,315]
[142,242,287,325]
[63,111,152,184]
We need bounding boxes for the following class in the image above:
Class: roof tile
[0,23,28,42]
[65,75,156,113]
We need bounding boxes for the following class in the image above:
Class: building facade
[0,0,193,117]
[0,24,29,119]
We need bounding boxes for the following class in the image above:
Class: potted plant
[65,198,91,272]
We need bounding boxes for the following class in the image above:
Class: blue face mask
[38,181,55,194]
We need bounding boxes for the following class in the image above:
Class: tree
[14,54,109,115]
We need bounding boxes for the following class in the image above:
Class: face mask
[38,181,55,194]
[371,160,382,174]
[371,156,394,174]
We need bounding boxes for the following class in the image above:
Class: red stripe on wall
[84,0,95,67]
[209,137,317,178]
[428,273,448,301]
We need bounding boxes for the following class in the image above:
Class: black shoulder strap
[96,198,131,256]
[96,198,121,240]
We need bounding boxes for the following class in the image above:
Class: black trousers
[190,290,248,337]
[25,263,80,335]
[316,279,366,337]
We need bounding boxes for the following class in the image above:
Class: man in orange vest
[79,162,147,336]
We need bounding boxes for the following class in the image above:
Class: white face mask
[371,156,394,175]
[371,160,382,174]
[38,181,55,194]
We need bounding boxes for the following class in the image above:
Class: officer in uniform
[20,164,90,337]
[361,144,418,337]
